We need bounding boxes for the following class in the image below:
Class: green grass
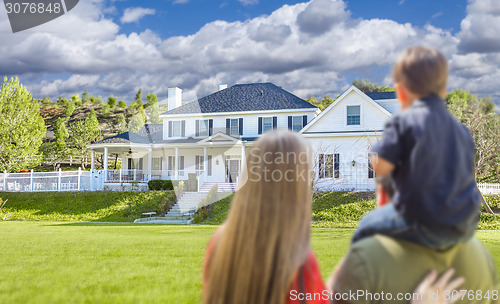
[0,191,176,222]
[200,192,500,229]
[0,222,499,304]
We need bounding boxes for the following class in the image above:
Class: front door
[226,159,239,183]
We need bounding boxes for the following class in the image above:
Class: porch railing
[0,169,95,192]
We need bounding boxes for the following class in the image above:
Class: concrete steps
[199,182,237,193]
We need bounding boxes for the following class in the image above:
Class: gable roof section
[300,85,392,134]
[161,83,317,115]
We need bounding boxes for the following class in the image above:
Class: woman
[203,130,463,304]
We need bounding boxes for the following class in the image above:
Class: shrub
[148,180,174,191]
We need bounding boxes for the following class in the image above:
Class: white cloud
[120,7,156,24]
[1,0,499,108]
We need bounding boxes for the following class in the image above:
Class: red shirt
[203,228,330,304]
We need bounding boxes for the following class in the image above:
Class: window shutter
[226,119,230,135]
[258,117,262,135]
[128,158,132,169]
[239,118,243,135]
[209,119,213,136]
[168,121,172,138]
[180,156,184,171]
[318,154,324,179]
[181,120,186,137]
[302,115,307,128]
[273,116,277,129]
[207,155,212,176]
[195,120,199,137]
[139,158,143,170]
[288,116,292,130]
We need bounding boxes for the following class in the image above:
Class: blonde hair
[203,130,313,304]
[392,46,448,97]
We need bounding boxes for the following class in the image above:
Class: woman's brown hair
[203,130,313,304]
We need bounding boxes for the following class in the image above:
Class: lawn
[0,222,499,304]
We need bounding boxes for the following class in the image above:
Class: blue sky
[0,0,499,108]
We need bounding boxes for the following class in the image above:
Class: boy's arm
[370,154,395,176]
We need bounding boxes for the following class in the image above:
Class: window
[318,154,339,179]
[197,119,209,137]
[172,121,181,137]
[167,156,175,176]
[262,117,273,133]
[347,106,360,125]
[196,155,204,172]
[128,158,143,170]
[230,119,239,136]
[152,158,162,170]
[368,153,375,179]
[167,156,184,176]
[292,116,303,132]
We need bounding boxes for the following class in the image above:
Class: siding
[306,91,390,134]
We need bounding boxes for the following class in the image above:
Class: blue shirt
[372,95,480,237]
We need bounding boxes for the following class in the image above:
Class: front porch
[88,132,249,192]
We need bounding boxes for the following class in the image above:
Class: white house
[87,83,319,191]
[87,83,399,191]
[301,86,399,190]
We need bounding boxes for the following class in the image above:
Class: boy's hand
[370,154,395,176]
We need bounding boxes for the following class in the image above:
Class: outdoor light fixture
[352,160,356,167]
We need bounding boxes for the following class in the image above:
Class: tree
[146,102,162,124]
[145,93,158,108]
[135,89,143,107]
[72,94,81,106]
[118,100,127,109]
[107,96,117,108]
[115,113,127,134]
[63,100,75,117]
[82,90,89,104]
[445,89,500,183]
[128,113,145,133]
[352,79,394,93]
[68,109,101,169]
[307,95,336,111]
[0,77,46,172]
[42,117,70,170]
[102,104,110,118]
[41,97,51,104]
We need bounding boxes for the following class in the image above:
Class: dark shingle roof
[365,92,397,100]
[94,124,162,145]
[162,83,317,115]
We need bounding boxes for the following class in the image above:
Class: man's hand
[412,269,465,304]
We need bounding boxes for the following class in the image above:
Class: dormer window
[347,106,360,125]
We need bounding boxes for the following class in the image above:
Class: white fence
[0,169,104,192]
[478,183,500,195]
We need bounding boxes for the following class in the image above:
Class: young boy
[352,46,481,248]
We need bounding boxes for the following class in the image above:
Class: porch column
[103,147,108,182]
[203,147,208,176]
[174,147,179,179]
[90,150,95,171]
[148,147,153,181]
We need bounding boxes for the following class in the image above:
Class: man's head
[393,46,448,109]
[375,174,395,207]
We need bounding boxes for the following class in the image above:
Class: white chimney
[218,84,228,91]
[168,87,182,110]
